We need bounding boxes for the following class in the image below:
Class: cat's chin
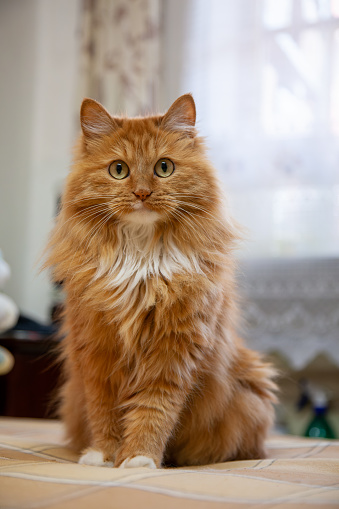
[124,208,162,225]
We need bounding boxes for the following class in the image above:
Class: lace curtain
[238,258,339,368]
[76,0,161,117]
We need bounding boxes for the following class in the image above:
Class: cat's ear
[161,94,196,135]
[80,98,118,140]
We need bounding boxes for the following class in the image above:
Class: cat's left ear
[80,98,119,140]
[161,94,196,136]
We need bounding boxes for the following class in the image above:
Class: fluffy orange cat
[45,94,277,469]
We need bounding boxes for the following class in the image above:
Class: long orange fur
[44,94,277,468]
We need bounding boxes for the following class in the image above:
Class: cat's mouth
[124,202,162,224]
[133,201,152,211]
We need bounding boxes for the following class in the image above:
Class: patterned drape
[77,0,161,116]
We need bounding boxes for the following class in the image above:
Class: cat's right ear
[161,94,196,136]
[80,98,118,141]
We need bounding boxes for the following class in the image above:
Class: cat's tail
[233,342,279,403]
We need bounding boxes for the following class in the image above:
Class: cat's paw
[79,448,114,467]
[119,455,157,469]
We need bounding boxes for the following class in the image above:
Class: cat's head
[64,94,221,235]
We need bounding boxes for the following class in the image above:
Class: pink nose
[133,189,152,201]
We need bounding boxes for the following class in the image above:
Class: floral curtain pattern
[76,0,161,117]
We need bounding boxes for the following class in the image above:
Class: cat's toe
[79,448,114,467]
[119,455,157,469]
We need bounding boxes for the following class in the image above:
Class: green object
[304,405,336,439]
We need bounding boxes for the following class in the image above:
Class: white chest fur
[91,223,201,333]
[94,222,200,291]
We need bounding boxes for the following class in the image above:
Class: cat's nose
[133,189,152,201]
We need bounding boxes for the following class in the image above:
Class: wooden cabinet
[0,333,61,418]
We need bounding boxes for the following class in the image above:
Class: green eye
[108,160,129,180]
[154,158,175,178]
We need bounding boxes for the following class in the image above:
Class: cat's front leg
[114,379,190,468]
[74,361,121,467]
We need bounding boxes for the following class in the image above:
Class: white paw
[79,449,114,467]
[119,455,157,469]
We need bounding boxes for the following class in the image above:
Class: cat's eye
[108,160,129,180]
[154,158,175,178]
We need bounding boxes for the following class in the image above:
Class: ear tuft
[80,98,117,139]
[161,94,196,134]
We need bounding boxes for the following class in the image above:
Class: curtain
[76,0,162,117]
[170,0,339,258]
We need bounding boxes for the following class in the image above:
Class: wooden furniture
[0,332,61,418]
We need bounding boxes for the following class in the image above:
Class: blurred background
[0,0,338,437]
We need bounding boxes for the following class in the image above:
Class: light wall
[0,0,80,322]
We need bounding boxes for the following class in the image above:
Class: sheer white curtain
[169,0,339,258]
